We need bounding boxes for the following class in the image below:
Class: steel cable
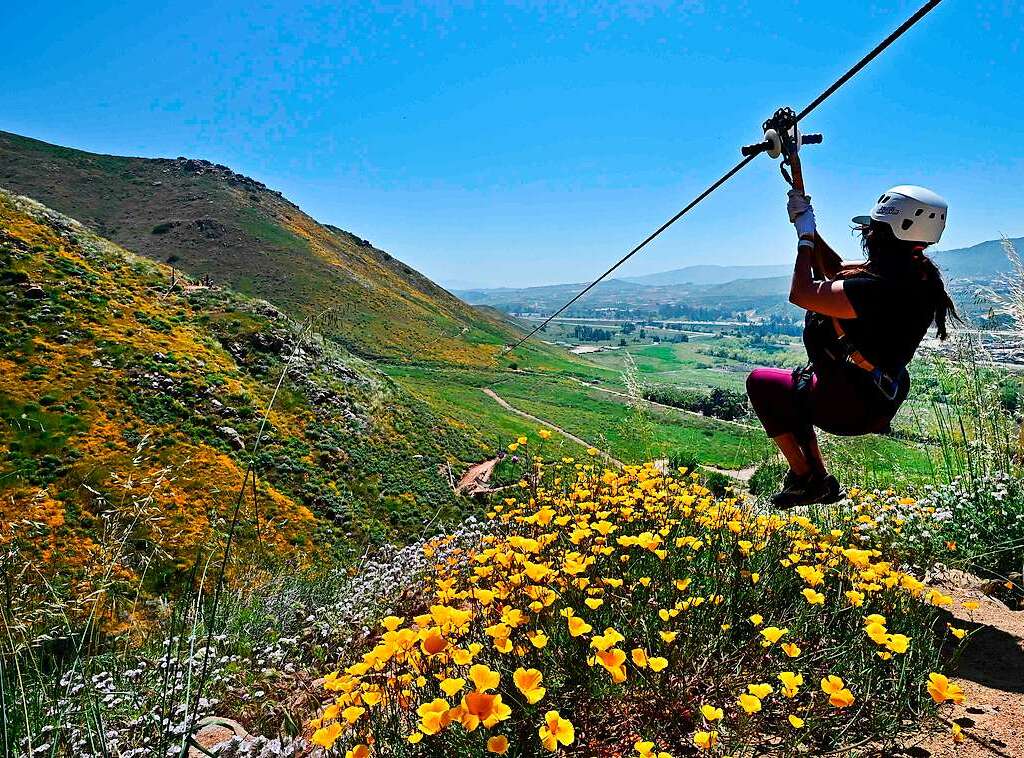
[502,0,943,356]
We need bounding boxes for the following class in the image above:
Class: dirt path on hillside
[892,572,1024,758]
[567,378,756,430]
[482,388,623,467]
[703,464,758,482]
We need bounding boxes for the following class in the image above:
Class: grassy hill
[0,187,509,633]
[0,130,574,370]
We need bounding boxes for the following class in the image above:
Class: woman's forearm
[790,243,857,319]
[811,233,844,280]
[790,245,817,302]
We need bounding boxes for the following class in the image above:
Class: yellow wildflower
[311,721,342,749]
[648,656,669,672]
[539,710,575,751]
[469,664,500,692]
[738,693,762,714]
[700,704,723,721]
[802,588,825,605]
[693,730,718,750]
[760,626,788,646]
[778,671,803,698]
[927,673,966,704]
[513,668,546,704]
[747,683,773,699]
[440,677,465,697]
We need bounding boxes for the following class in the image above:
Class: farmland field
[383,363,768,469]
[530,319,806,391]
[386,317,954,487]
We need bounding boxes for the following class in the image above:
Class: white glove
[794,207,816,238]
[787,189,812,222]
[787,189,816,238]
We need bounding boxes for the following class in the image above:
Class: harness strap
[829,318,903,402]
[830,318,878,372]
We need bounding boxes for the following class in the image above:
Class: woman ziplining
[746,136,959,508]
[491,7,949,506]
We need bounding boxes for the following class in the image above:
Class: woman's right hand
[787,189,816,239]
[787,189,812,222]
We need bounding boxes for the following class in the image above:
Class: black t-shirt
[804,270,934,374]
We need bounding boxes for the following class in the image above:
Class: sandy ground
[890,571,1024,758]
[455,457,500,495]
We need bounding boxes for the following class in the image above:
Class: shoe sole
[814,488,846,505]
[772,486,846,509]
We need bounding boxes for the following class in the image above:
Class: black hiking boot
[771,471,811,508]
[814,474,845,505]
[771,472,845,509]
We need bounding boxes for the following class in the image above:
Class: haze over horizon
[5,1,1023,288]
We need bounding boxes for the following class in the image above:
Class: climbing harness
[503,0,944,357]
[827,318,907,402]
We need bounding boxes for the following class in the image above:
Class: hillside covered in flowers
[0,189,489,636]
[308,450,979,757]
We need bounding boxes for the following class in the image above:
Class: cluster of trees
[643,385,750,422]
[654,303,734,321]
[573,325,615,342]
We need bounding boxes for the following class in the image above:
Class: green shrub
[749,459,788,497]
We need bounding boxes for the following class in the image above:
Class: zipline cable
[502,0,943,356]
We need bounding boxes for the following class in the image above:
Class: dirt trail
[894,572,1024,758]
[567,377,756,430]
[702,464,757,482]
[482,388,623,467]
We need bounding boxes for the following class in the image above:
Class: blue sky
[4,1,1022,288]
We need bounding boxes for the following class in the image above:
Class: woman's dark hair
[846,220,960,339]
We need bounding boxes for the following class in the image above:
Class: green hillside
[0,188,503,632]
[0,130,574,370]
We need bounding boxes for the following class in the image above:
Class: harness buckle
[870,368,901,402]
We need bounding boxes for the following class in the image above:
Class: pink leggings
[745,366,902,439]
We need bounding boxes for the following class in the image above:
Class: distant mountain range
[932,237,1022,281]
[621,264,793,286]
[632,240,1022,287]
[454,237,1021,319]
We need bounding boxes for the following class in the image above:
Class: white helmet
[852,185,947,244]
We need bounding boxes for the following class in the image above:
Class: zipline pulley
[740,106,823,189]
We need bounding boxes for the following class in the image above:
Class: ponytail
[911,249,960,340]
